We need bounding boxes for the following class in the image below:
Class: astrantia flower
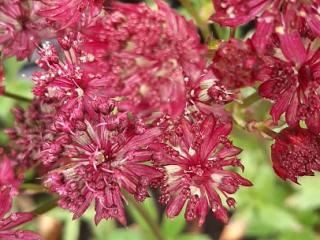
[211,0,271,27]
[0,0,45,60]
[33,39,118,123]
[189,69,235,105]
[0,151,21,196]
[258,38,320,133]
[81,0,206,118]
[0,189,40,240]
[38,0,103,29]
[151,114,252,225]
[6,100,69,169]
[209,39,262,89]
[44,112,163,225]
[211,1,320,53]
[0,152,39,240]
[271,127,320,183]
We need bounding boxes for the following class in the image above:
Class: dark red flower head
[258,38,320,133]
[5,100,68,169]
[210,39,262,89]
[211,1,320,54]
[33,39,118,124]
[151,114,252,225]
[0,0,46,60]
[0,189,39,240]
[0,152,39,240]
[81,0,206,119]
[272,127,320,183]
[38,0,103,29]
[211,0,271,27]
[190,69,235,105]
[0,150,21,197]
[44,111,163,225]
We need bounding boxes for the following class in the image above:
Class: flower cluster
[0,0,254,227]
[211,0,320,182]
[152,114,251,225]
[0,151,40,240]
[2,0,320,234]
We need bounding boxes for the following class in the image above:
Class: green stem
[124,192,165,240]
[229,28,236,39]
[31,196,59,215]
[3,91,32,103]
[178,0,210,39]
[20,183,47,192]
[257,125,278,139]
[240,92,260,108]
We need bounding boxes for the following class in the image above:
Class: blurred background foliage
[1,0,320,239]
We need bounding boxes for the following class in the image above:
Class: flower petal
[278,32,307,64]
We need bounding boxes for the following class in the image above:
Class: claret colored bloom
[0,189,39,240]
[271,127,320,183]
[81,0,207,118]
[0,153,39,240]
[151,114,252,225]
[211,1,320,53]
[0,0,46,60]
[189,69,235,105]
[44,111,163,225]
[210,39,262,89]
[38,0,103,29]
[0,151,20,196]
[258,38,320,133]
[33,38,118,123]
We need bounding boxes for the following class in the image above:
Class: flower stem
[240,92,260,108]
[178,0,210,39]
[31,196,58,215]
[3,91,32,103]
[257,125,278,139]
[123,192,165,240]
[229,28,236,38]
[20,183,47,192]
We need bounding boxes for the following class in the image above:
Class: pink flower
[211,1,320,53]
[6,101,69,169]
[271,127,320,183]
[0,189,39,240]
[209,39,262,89]
[81,0,206,118]
[0,0,45,60]
[211,0,271,27]
[33,39,118,124]
[38,0,103,29]
[189,69,235,105]
[0,151,21,197]
[44,112,163,225]
[0,152,39,240]
[151,114,252,225]
[258,38,320,133]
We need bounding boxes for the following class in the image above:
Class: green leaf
[3,57,26,82]
[90,220,116,240]
[279,230,316,240]
[286,174,320,210]
[126,197,159,240]
[178,234,211,240]
[246,204,302,237]
[63,216,80,240]
[161,212,186,237]
[106,229,145,240]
